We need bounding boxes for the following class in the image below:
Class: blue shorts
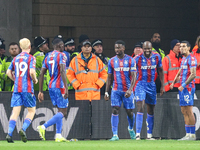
[111,90,135,109]
[179,88,195,106]
[11,92,36,107]
[134,81,157,105]
[49,88,68,108]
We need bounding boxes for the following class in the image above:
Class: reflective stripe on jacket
[152,48,165,60]
[67,53,107,101]
[162,50,182,92]
[192,45,200,84]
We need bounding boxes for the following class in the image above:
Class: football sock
[185,125,190,134]
[22,118,32,132]
[190,125,195,134]
[146,113,154,134]
[56,117,63,134]
[136,112,143,134]
[127,113,135,130]
[44,112,64,128]
[111,114,119,135]
[8,120,16,136]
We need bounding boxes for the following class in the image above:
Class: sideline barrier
[0,91,200,140]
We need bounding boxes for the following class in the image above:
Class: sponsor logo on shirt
[114,67,130,71]
[141,65,156,69]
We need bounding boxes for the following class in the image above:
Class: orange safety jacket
[66,53,107,101]
[162,50,182,92]
[192,45,200,84]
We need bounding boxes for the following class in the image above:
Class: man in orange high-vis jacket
[192,36,200,89]
[67,40,107,101]
[162,39,182,92]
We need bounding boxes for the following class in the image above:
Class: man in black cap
[162,39,182,92]
[33,36,50,91]
[77,34,89,52]
[92,39,110,67]
[131,41,144,57]
[64,38,78,62]
[92,39,110,94]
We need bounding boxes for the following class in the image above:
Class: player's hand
[38,92,44,102]
[125,90,131,98]
[104,92,109,101]
[33,79,38,84]
[170,83,174,90]
[63,88,68,99]
[160,86,164,96]
[178,86,184,92]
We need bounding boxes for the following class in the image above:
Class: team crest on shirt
[143,59,145,62]
[115,60,118,64]
[124,60,128,65]
[152,58,155,62]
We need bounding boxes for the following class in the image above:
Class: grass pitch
[0,139,200,150]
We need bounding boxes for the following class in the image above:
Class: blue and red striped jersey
[134,52,162,83]
[108,54,136,92]
[8,52,36,93]
[62,51,70,69]
[180,53,197,89]
[42,50,67,89]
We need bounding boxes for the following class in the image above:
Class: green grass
[1,140,200,150]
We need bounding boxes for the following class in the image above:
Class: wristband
[182,83,186,88]
[105,92,109,97]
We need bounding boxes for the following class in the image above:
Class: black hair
[9,42,19,47]
[115,40,125,46]
[181,40,191,47]
[52,38,63,46]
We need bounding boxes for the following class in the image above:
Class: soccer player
[37,38,68,142]
[104,40,137,141]
[170,41,197,140]
[6,38,38,143]
[134,41,164,140]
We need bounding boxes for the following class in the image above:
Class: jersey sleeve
[8,59,14,71]
[157,54,162,68]
[107,59,113,74]
[42,57,48,69]
[60,53,67,65]
[189,55,197,68]
[30,56,36,69]
[130,58,136,72]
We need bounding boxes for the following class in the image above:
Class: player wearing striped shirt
[104,40,137,141]
[6,38,38,143]
[37,38,68,142]
[134,41,164,140]
[170,41,197,140]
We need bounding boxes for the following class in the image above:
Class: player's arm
[30,68,38,84]
[125,71,136,98]
[170,68,181,90]
[104,73,112,101]
[178,67,196,92]
[157,66,164,96]
[60,63,68,99]
[38,67,47,102]
[6,69,14,81]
